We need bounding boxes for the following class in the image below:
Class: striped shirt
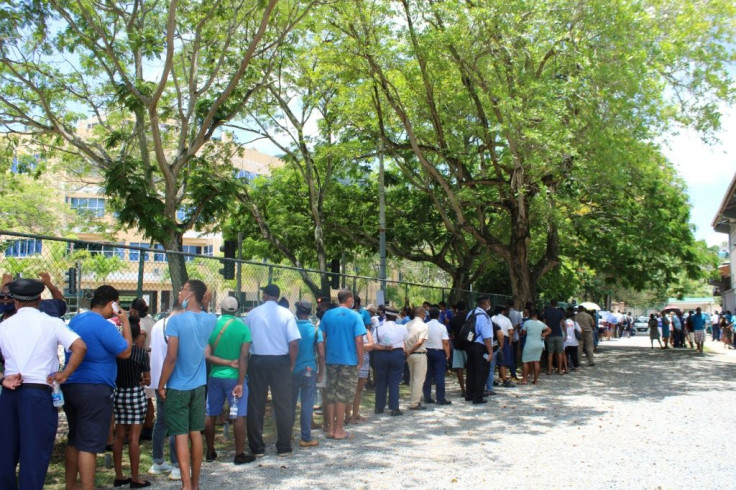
[115,345,150,388]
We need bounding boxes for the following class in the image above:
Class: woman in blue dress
[520,309,551,385]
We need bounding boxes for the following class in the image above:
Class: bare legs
[175,431,203,490]
[64,447,96,490]
[454,368,465,397]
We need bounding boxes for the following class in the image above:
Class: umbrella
[661,305,683,314]
[579,301,601,311]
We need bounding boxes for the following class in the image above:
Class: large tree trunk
[163,230,188,297]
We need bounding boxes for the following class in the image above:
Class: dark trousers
[374,350,404,411]
[247,355,293,454]
[466,343,490,402]
[423,349,447,402]
[0,385,58,490]
[565,345,580,368]
[511,340,520,377]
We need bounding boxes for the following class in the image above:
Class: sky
[663,108,736,248]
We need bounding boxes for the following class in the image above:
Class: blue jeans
[486,349,499,392]
[153,393,178,466]
[291,368,317,442]
[712,325,721,341]
[423,349,447,402]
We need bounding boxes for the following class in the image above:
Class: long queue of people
[1,274,607,490]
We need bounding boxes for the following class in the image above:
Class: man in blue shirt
[292,301,325,447]
[63,285,132,490]
[465,295,494,405]
[691,307,707,353]
[158,280,216,490]
[319,289,365,440]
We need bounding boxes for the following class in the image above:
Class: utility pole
[378,138,387,305]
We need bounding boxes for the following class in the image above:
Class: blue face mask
[0,303,16,315]
[181,294,192,310]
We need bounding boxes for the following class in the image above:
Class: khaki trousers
[407,353,428,407]
[578,330,594,364]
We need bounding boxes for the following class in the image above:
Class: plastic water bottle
[229,395,238,420]
[305,367,312,378]
[52,381,64,408]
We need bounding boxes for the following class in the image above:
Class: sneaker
[299,439,319,448]
[234,453,256,465]
[278,451,293,457]
[148,462,173,475]
[168,468,181,481]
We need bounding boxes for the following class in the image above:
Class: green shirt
[208,315,251,379]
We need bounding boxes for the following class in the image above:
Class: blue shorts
[62,383,114,453]
[206,377,248,417]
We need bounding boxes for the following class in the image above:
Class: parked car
[634,316,649,333]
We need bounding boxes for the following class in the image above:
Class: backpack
[454,311,479,351]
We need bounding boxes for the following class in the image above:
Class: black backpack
[454,311,479,351]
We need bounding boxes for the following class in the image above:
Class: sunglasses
[0,293,12,300]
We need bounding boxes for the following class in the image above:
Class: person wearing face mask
[0,279,87,490]
[157,280,216,490]
[62,285,133,490]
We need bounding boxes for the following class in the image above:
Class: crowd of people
[0,272,731,489]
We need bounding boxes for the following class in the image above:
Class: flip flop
[333,432,355,441]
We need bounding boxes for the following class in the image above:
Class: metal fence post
[136,248,145,298]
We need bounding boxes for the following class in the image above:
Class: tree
[326,0,735,305]
[0,0,318,292]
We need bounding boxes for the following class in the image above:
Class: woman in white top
[371,308,408,416]
[563,310,582,372]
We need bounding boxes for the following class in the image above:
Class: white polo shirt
[425,319,449,349]
[373,320,408,349]
[0,307,80,384]
[245,301,300,355]
[492,313,514,338]
[148,317,167,389]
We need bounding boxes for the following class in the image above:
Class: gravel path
[125,336,736,489]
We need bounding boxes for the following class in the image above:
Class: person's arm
[116,308,133,359]
[39,272,64,300]
[141,370,151,387]
[316,340,326,383]
[406,336,426,356]
[363,329,375,352]
[288,339,299,372]
[157,336,179,401]
[355,335,365,371]
[483,337,493,359]
[496,327,505,349]
[135,330,147,349]
[541,327,551,338]
[48,338,87,384]
[205,344,239,367]
[442,338,450,361]
[233,342,250,398]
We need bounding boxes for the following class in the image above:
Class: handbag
[574,329,582,341]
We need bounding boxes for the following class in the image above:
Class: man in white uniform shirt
[0,279,87,490]
[422,307,451,405]
[404,306,429,410]
[245,284,301,457]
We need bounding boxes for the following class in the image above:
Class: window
[153,244,167,262]
[10,155,39,173]
[73,242,124,258]
[129,242,149,262]
[204,245,213,256]
[4,239,42,257]
[67,197,106,217]
[235,170,257,181]
[182,245,202,262]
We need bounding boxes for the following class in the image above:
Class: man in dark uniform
[0,279,87,490]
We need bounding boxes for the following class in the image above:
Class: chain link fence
[0,230,510,315]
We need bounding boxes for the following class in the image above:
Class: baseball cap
[221,296,239,314]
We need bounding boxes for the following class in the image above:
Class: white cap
[221,296,239,314]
